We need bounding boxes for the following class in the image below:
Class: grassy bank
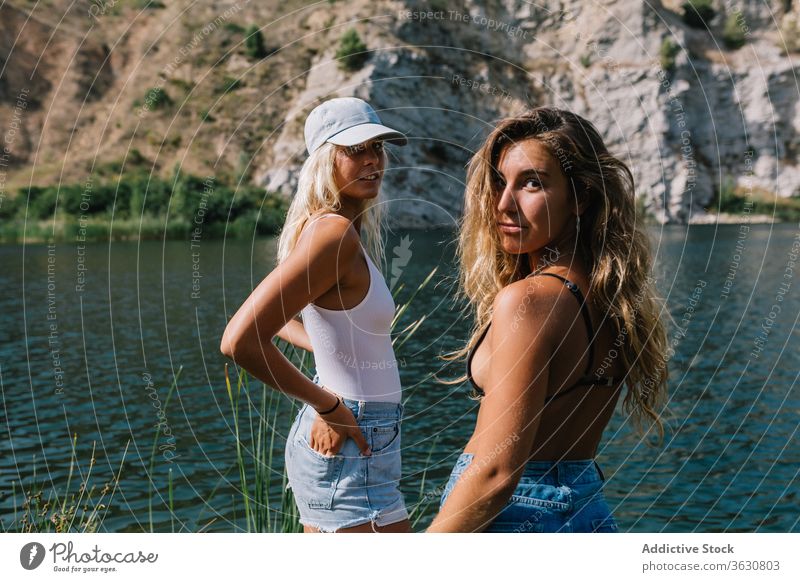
[706,179,800,222]
[0,169,288,244]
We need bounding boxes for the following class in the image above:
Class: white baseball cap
[303,97,407,154]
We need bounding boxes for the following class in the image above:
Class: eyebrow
[494,168,550,179]
[519,168,549,177]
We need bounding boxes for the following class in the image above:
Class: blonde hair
[446,107,671,443]
[276,142,386,269]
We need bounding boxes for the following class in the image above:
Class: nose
[496,182,518,215]
[363,143,380,166]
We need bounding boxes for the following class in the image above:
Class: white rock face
[256,0,800,226]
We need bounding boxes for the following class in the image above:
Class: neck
[336,196,365,234]
[527,222,585,274]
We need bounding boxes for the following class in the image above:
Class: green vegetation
[245,25,268,59]
[2,436,128,533]
[706,177,800,221]
[218,76,242,94]
[143,86,172,110]
[659,38,681,73]
[223,362,304,532]
[131,0,166,8]
[224,22,246,34]
[635,193,657,225]
[335,29,369,71]
[682,0,715,29]
[579,53,592,68]
[0,168,289,243]
[722,12,748,50]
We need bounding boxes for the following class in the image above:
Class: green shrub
[336,29,369,71]
[224,22,246,34]
[0,193,17,219]
[244,25,268,59]
[659,38,681,73]
[143,87,171,110]
[131,0,165,8]
[682,0,715,29]
[26,186,59,219]
[722,11,748,50]
[218,76,241,94]
[716,176,741,212]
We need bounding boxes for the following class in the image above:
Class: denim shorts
[284,378,408,532]
[439,453,619,533]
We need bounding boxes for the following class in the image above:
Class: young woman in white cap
[221,97,411,533]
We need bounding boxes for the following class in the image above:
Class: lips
[497,221,527,234]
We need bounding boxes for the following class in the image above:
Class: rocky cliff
[2,0,799,226]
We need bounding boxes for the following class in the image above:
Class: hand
[309,392,371,457]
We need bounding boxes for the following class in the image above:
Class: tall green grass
[2,436,129,533]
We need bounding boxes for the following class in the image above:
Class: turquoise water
[1,224,798,532]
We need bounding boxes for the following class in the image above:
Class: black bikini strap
[527,272,595,375]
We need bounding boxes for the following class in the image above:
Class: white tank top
[299,214,402,403]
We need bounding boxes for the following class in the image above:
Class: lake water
[1,223,798,532]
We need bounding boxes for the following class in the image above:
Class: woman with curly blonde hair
[427,107,670,533]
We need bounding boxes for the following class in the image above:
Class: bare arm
[275,316,313,352]
[220,217,356,410]
[426,279,562,532]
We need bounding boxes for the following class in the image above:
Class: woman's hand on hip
[309,396,371,457]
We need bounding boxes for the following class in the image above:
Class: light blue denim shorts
[439,453,619,533]
[285,378,408,532]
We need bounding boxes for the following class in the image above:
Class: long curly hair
[446,107,670,442]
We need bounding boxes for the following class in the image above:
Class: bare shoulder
[295,213,360,261]
[490,275,571,339]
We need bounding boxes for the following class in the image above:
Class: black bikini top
[465,272,624,403]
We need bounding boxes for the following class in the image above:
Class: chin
[342,186,381,201]
[498,235,531,254]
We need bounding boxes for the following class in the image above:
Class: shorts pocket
[365,421,402,491]
[368,421,400,453]
[290,411,345,510]
[292,436,344,509]
[591,516,619,532]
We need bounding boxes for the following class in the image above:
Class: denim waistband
[309,373,402,420]
[342,398,403,420]
[455,453,605,486]
[522,459,605,485]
